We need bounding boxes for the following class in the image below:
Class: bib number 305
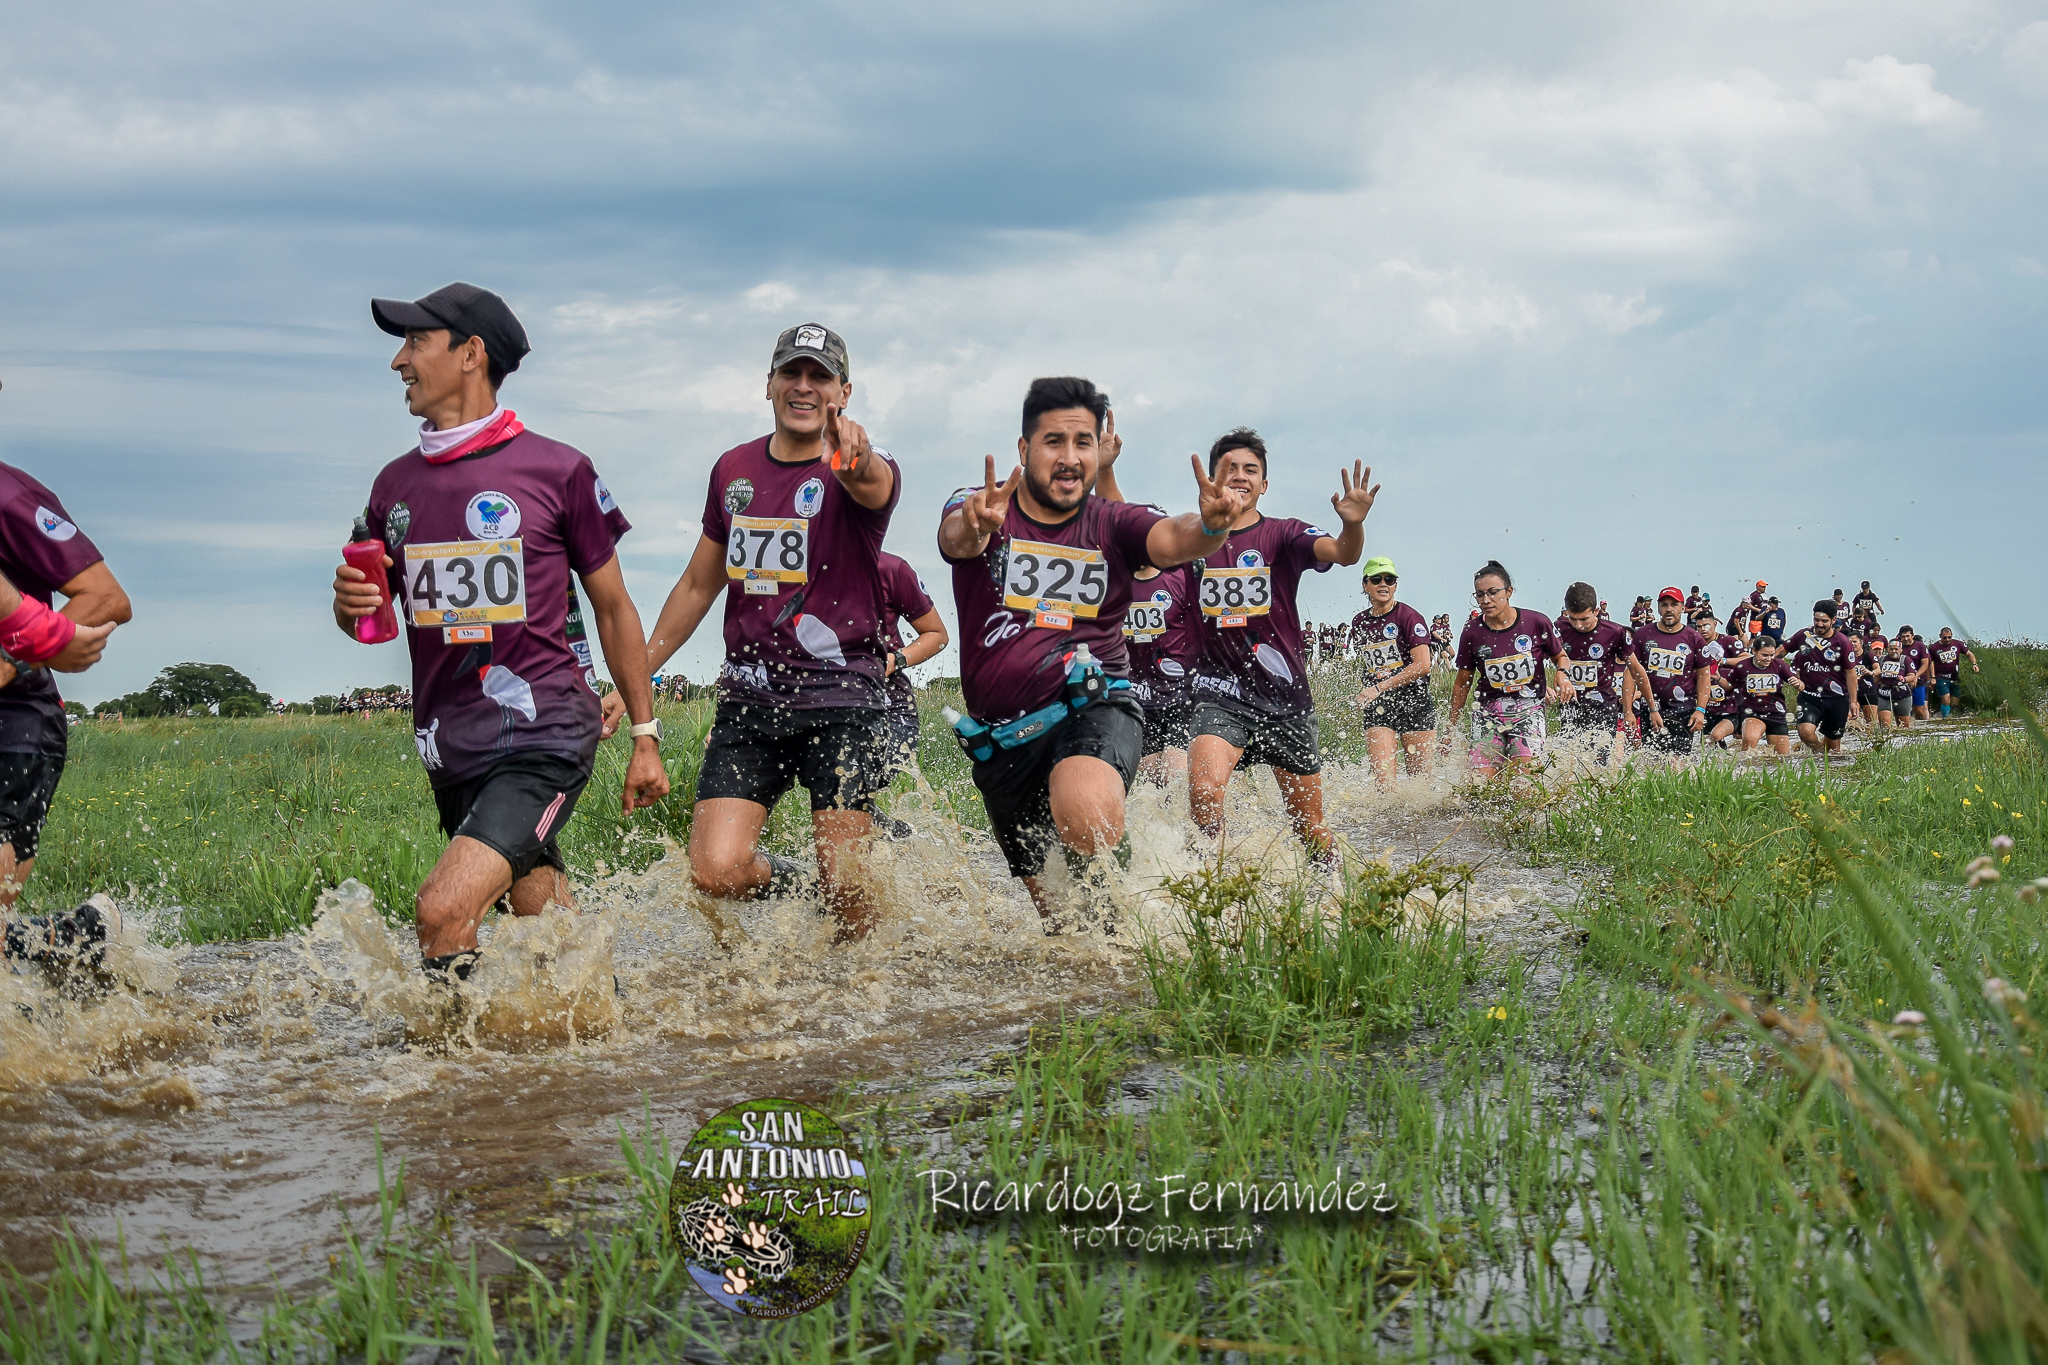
[405,539,527,626]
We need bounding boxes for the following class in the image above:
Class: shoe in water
[880,815,916,842]
[762,852,814,900]
[4,895,121,974]
[420,950,480,984]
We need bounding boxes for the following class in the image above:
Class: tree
[149,662,267,715]
[218,693,269,718]
[62,700,85,717]
[310,695,340,715]
[95,690,167,718]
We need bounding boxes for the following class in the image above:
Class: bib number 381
[1482,652,1536,689]
[405,539,526,627]
[1003,539,1108,629]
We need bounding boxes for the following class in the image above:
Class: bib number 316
[405,539,527,627]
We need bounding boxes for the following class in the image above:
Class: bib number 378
[405,539,527,627]
[727,516,809,594]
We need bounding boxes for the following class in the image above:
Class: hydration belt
[949,651,1131,763]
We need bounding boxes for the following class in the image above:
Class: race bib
[1481,652,1536,689]
[1002,539,1108,628]
[1745,672,1782,695]
[1645,646,1689,676]
[1880,659,1902,678]
[404,539,526,627]
[1198,568,1272,626]
[1124,601,1168,640]
[1564,659,1603,687]
[727,516,809,593]
[1360,638,1405,678]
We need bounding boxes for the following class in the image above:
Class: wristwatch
[628,718,662,744]
[0,645,37,674]
[892,649,908,674]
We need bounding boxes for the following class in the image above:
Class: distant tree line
[92,662,272,718]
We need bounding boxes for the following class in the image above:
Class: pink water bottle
[344,516,401,644]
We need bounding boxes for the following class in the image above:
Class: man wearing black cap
[332,283,669,985]
[605,324,898,940]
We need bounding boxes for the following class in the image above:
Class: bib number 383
[405,539,526,627]
[1199,568,1271,627]
[727,516,809,595]
[1003,539,1108,629]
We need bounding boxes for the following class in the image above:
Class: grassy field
[6,660,2046,1360]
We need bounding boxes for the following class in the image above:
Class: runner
[619,322,898,939]
[1872,637,1908,732]
[1349,557,1435,785]
[1853,580,1883,620]
[938,378,1245,925]
[1629,596,1653,630]
[863,551,949,837]
[1928,626,1979,717]
[1762,597,1788,643]
[1684,586,1703,617]
[1726,634,1795,754]
[1446,560,1576,773]
[1123,558,1200,784]
[1897,625,1930,722]
[1697,609,1750,748]
[0,465,129,982]
[1182,431,1377,859]
[1555,581,1645,765]
[1855,633,1886,729]
[1747,580,1769,618]
[1429,614,1454,657]
[1786,602,1859,755]
[336,282,668,983]
[1632,588,1712,760]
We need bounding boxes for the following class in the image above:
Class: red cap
[1658,586,1683,602]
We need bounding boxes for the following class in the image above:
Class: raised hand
[1100,406,1122,472]
[1190,454,1247,533]
[333,553,391,618]
[1331,460,1380,525]
[963,454,1022,537]
[824,405,873,477]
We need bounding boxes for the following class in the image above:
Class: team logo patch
[1382,623,1397,639]
[33,507,76,542]
[1236,550,1264,569]
[1514,635,1531,651]
[1151,588,1172,606]
[1304,526,1331,538]
[724,478,756,514]
[465,492,521,539]
[1589,643,1603,658]
[793,324,829,352]
[1414,623,1427,637]
[594,477,617,514]
[1160,659,1186,677]
[385,502,411,549]
[794,478,826,518]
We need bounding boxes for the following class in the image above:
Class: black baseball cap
[371,283,530,377]
[770,323,849,379]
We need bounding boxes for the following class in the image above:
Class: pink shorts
[1469,697,1546,767]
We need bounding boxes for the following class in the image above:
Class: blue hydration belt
[952,657,1131,763]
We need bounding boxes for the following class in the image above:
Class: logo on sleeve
[33,507,77,542]
[724,478,756,515]
[1414,623,1427,637]
[595,477,618,514]
[1304,526,1330,538]
[385,502,411,549]
[794,478,826,518]
[465,493,521,538]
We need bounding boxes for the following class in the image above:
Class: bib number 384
[1003,539,1108,629]
[405,539,526,627]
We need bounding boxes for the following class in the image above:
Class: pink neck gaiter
[419,407,524,464]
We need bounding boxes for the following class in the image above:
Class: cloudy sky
[1,0,2041,704]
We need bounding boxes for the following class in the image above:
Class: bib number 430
[405,539,527,626]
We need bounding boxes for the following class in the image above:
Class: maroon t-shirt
[1189,515,1331,718]
[1633,623,1709,710]
[876,552,935,711]
[1786,628,1856,696]
[1899,640,1928,682]
[1930,638,1967,677]
[941,492,1162,723]
[1728,657,1793,719]
[0,464,105,755]
[1701,632,1748,716]
[1456,608,1562,702]
[1125,565,1200,713]
[701,436,901,711]
[1555,618,1634,707]
[1348,602,1431,686]
[366,431,628,787]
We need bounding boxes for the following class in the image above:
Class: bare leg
[688,797,774,898]
[0,845,34,914]
[416,835,516,958]
[1138,746,1187,787]
[1272,768,1331,857]
[1364,726,1399,785]
[1187,735,1245,839]
[811,807,877,939]
[1400,730,1436,778]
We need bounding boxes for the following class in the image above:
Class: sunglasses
[1365,574,1398,585]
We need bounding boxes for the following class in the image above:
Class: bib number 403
[405,539,527,626]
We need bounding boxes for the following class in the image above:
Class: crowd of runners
[0,284,1996,989]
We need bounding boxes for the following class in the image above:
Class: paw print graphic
[743,1220,771,1251]
[722,1181,746,1208]
[703,1212,732,1247]
[722,1265,751,1297]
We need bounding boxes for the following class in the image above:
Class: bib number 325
[405,539,527,627]
[1002,539,1108,629]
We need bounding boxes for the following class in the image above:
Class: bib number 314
[1002,539,1108,629]
[405,539,527,627]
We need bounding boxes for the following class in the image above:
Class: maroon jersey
[0,464,105,755]
[1456,609,1561,702]
[1728,657,1792,719]
[1633,623,1709,710]
[876,552,935,711]
[1189,515,1331,718]
[1930,638,1967,677]
[1786,628,1856,696]
[1701,635,1748,718]
[701,437,901,711]
[1348,602,1431,686]
[942,492,1162,724]
[1555,618,1633,707]
[1899,640,1928,682]
[1125,565,1200,713]
[366,431,628,786]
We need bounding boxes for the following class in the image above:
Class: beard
[1023,461,1091,515]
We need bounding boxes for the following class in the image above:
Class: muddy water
[0,724,1871,1290]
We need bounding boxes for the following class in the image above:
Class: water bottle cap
[942,706,963,724]
[1073,643,1094,665]
[352,515,372,542]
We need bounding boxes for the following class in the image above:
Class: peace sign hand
[825,405,873,477]
[1332,460,1380,526]
[963,455,1021,537]
[1190,454,1247,534]
[1100,407,1123,472]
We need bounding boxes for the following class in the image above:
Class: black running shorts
[1797,692,1851,740]
[1642,714,1697,755]
[698,699,888,813]
[1557,699,1622,737]
[433,752,591,883]
[1140,700,1192,756]
[0,751,64,861]
[1359,678,1436,735]
[973,696,1143,879]
[1188,701,1323,776]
